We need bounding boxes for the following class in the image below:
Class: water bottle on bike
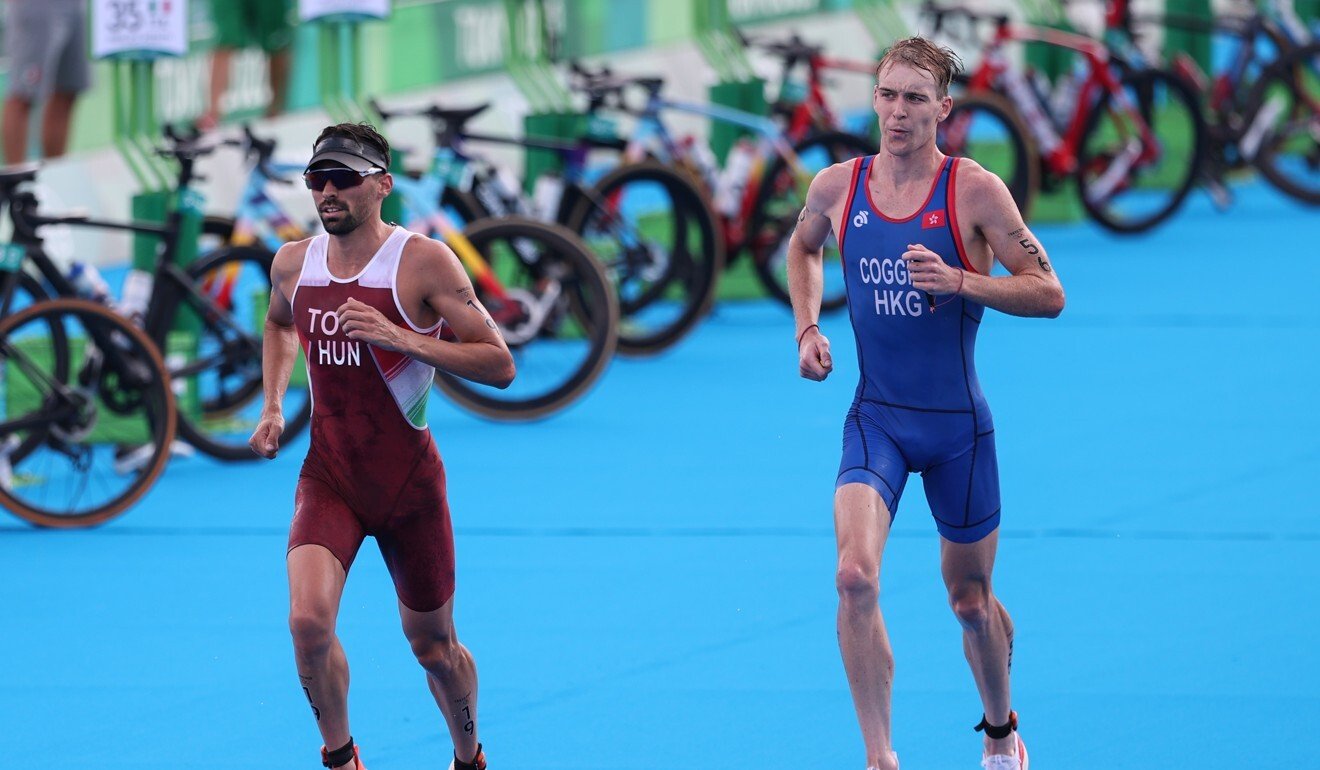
[67,261,113,305]
[715,138,756,218]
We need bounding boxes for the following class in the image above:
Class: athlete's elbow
[1044,286,1066,318]
[491,357,516,389]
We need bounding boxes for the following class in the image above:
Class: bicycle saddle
[0,163,39,187]
[431,103,490,130]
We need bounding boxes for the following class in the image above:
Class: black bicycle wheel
[938,91,1040,219]
[1,269,51,317]
[432,217,618,421]
[1252,43,1320,205]
[0,298,175,528]
[748,130,877,311]
[1,271,67,461]
[566,161,724,355]
[1076,67,1206,233]
[161,246,312,461]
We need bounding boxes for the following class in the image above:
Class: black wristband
[322,738,355,768]
[974,710,1017,740]
[796,323,819,347]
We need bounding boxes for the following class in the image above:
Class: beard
[319,204,362,235]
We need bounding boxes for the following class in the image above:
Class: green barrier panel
[1021,0,1075,84]
[693,0,754,82]
[696,0,766,162]
[504,0,575,185]
[310,10,399,223]
[523,112,576,195]
[855,0,910,54]
[6,337,155,443]
[709,79,768,163]
[1162,0,1213,76]
[319,21,368,123]
[131,192,169,272]
[520,111,620,194]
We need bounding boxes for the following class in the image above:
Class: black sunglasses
[303,167,383,192]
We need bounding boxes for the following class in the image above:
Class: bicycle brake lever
[261,165,294,185]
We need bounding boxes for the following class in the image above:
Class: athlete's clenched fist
[798,326,833,381]
[338,297,408,352]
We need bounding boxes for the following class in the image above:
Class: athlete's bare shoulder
[272,236,312,272]
[949,157,1021,229]
[398,231,466,292]
[805,159,859,212]
[270,237,312,291]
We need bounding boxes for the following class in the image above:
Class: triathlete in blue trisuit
[787,37,1065,770]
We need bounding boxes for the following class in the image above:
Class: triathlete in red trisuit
[249,122,514,770]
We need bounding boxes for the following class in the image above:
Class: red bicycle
[735,27,881,142]
[928,2,1207,232]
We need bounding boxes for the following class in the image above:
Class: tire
[1251,42,1320,205]
[1076,67,1206,233]
[202,214,235,240]
[747,130,877,311]
[159,246,312,461]
[2,273,68,462]
[432,217,618,421]
[1,269,51,317]
[0,298,175,528]
[938,90,1041,220]
[201,213,237,253]
[565,161,724,356]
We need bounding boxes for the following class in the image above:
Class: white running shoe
[981,734,1028,770]
[866,750,899,770]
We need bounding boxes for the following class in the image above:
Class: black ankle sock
[453,743,485,770]
[323,738,355,768]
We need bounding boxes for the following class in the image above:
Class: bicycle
[1105,0,1320,206]
[371,98,721,356]
[202,125,315,252]
[0,130,312,461]
[385,144,619,421]
[927,2,1206,233]
[0,173,176,527]
[568,63,875,311]
[734,26,881,142]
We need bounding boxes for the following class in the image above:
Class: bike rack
[855,0,913,55]
[1160,0,1213,75]
[91,0,203,421]
[503,0,583,194]
[304,2,399,220]
[695,0,768,163]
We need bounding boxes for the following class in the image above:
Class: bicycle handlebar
[732,25,823,65]
[229,125,293,185]
[923,2,1010,38]
[160,124,221,162]
[566,59,663,114]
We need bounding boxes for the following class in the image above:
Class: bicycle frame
[622,91,809,249]
[968,18,1158,178]
[390,172,514,307]
[1,176,260,377]
[227,160,310,253]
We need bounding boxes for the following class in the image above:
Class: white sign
[300,0,391,22]
[91,0,188,60]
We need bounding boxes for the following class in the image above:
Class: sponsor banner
[727,0,825,23]
[300,0,391,23]
[92,0,189,59]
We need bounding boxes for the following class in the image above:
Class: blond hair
[876,37,963,98]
